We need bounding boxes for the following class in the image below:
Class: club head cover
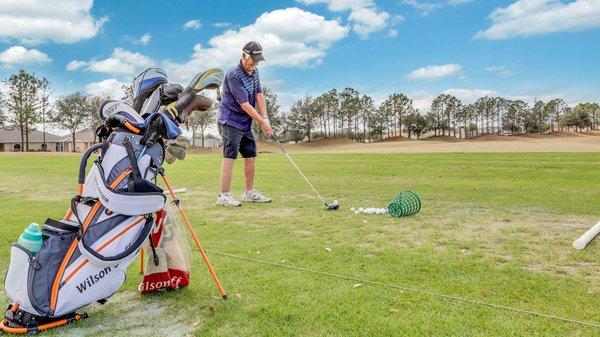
[161,83,184,102]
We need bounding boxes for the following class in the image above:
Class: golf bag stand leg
[159,171,228,299]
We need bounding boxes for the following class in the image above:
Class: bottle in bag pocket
[18,223,43,255]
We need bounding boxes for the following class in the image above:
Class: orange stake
[160,173,227,299]
[140,249,145,274]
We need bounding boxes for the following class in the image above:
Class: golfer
[216,41,273,207]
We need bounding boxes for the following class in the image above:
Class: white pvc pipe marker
[573,220,600,250]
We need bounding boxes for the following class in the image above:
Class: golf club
[271,135,339,210]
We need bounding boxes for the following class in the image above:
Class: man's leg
[244,157,255,191]
[240,131,270,203]
[221,158,236,193]
[217,124,241,206]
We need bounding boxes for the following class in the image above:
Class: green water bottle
[18,223,43,255]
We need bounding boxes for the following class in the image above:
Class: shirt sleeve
[228,73,249,105]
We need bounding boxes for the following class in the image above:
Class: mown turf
[0,152,599,336]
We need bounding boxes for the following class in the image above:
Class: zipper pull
[29,257,42,270]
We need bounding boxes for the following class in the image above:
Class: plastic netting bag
[139,202,191,293]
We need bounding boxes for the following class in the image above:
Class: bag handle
[78,143,103,185]
[78,215,153,267]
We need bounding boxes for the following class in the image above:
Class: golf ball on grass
[350,206,389,215]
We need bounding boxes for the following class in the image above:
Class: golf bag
[2,104,167,334]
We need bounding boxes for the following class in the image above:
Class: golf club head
[326,200,340,210]
[189,69,224,92]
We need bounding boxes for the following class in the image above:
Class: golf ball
[350,207,356,212]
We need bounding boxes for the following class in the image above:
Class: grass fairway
[1,152,600,336]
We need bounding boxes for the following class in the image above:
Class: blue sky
[0,0,598,111]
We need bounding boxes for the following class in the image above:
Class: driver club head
[326,200,340,210]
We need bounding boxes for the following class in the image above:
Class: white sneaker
[216,192,241,207]
[241,190,272,203]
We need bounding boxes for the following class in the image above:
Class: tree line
[264,89,600,142]
[0,70,115,151]
[1,69,599,151]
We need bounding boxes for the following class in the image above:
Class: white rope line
[207,250,600,329]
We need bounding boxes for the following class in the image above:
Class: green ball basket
[388,190,421,217]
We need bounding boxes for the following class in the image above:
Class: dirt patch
[67,291,196,337]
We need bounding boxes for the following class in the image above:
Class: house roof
[59,128,97,142]
[0,125,61,143]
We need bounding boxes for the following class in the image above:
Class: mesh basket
[388,190,421,217]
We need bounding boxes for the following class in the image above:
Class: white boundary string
[208,251,600,329]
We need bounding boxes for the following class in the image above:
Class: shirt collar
[238,60,255,76]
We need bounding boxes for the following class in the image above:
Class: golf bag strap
[78,215,154,267]
[123,137,142,181]
[70,197,84,234]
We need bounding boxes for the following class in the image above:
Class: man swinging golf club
[216,41,273,207]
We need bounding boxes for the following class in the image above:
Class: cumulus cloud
[164,7,348,83]
[85,78,126,98]
[0,45,51,66]
[67,47,155,78]
[66,60,87,71]
[299,0,397,38]
[475,0,600,40]
[0,0,107,44]
[485,65,514,77]
[406,64,462,80]
[183,20,202,30]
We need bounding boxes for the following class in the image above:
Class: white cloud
[0,45,51,66]
[475,0,600,40]
[299,0,396,38]
[164,7,348,83]
[386,29,398,37]
[67,47,155,78]
[485,65,514,77]
[448,0,474,5]
[402,0,442,16]
[66,60,87,71]
[183,19,202,30]
[137,33,151,45]
[85,78,126,98]
[442,88,500,103]
[406,64,462,80]
[0,0,107,44]
[348,7,390,38]
[403,0,474,15]
[214,22,232,28]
